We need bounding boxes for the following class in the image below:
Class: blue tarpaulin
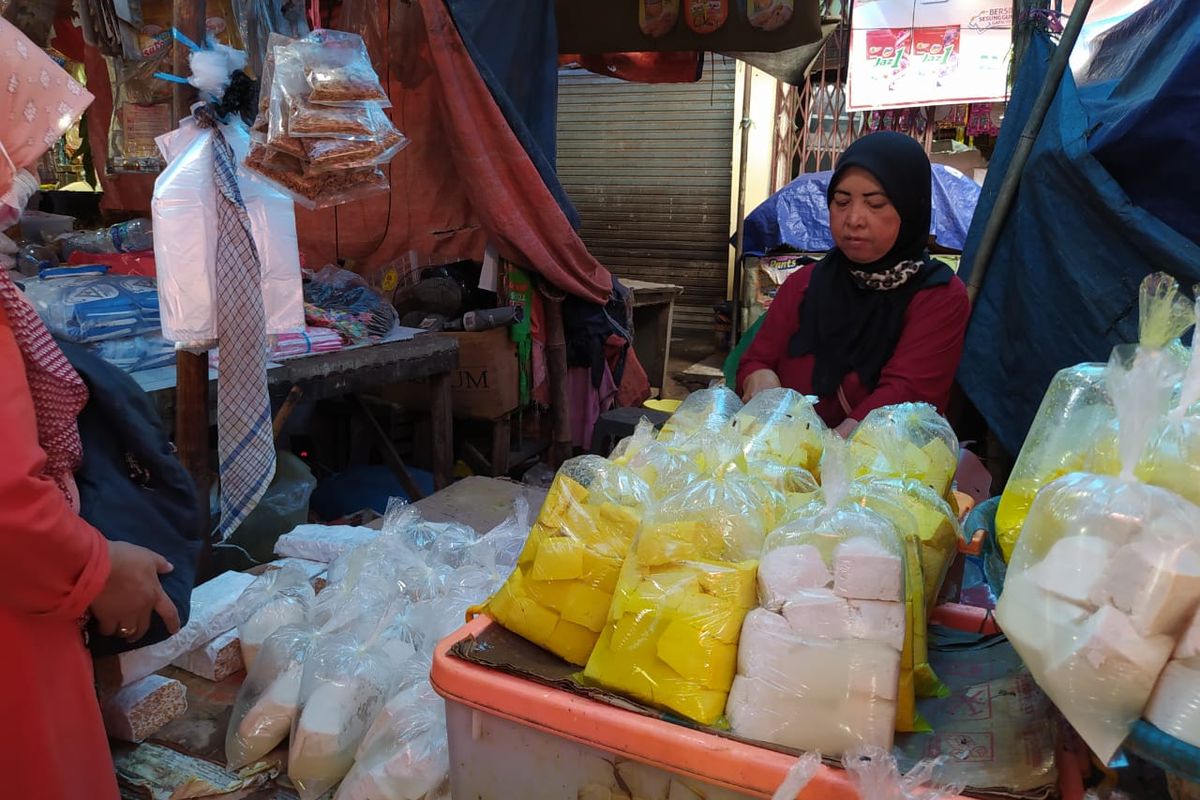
[740,163,982,257]
[445,0,581,228]
[958,1,1200,456]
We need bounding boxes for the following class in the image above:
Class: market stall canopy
[958,0,1200,455]
[556,0,839,85]
[740,164,982,257]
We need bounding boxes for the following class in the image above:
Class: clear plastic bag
[842,746,965,800]
[335,681,449,800]
[87,333,177,373]
[729,387,827,475]
[656,386,744,444]
[236,564,316,671]
[610,418,702,496]
[846,403,959,498]
[293,29,390,107]
[22,273,161,343]
[582,444,778,725]
[481,455,651,666]
[1139,296,1200,506]
[747,0,794,31]
[288,629,396,800]
[730,443,909,752]
[996,344,1200,761]
[225,623,316,769]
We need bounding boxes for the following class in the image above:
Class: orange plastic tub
[432,616,979,800]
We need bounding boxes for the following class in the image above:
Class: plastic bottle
[59,218,153,258]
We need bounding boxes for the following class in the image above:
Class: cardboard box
[389,328,520,420]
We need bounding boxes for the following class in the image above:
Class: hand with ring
[90,541,180,644]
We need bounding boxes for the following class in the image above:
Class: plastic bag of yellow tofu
[1138,295,1200,507]
[656,386,743,445]
[582,455,779,725]
[996,274,1195,560]
[846,403,959,498]
[610,418,703,497]
[479,455,651,666]
[728,387,827,475]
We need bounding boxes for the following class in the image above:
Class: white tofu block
[1027,536,1115,606]
[1176,608,1200,660]
[1146,661,1200,748]
[757,544,832,610]
[736,608,795,678]
[240,594,309,672]
[172,629,244,682]
[291,678,385,786]
[117,571,257,686]
[100,675,188,743]
[1091,538,1200,636]
[742,635,899,702]
[833,537,903,602]
[1043,606,1173,761]
[337,747,449,800]
[847,599,906,651]
[780,589,851,641]
[727,674,895,754]
[267,557,329,590]
[274,524,380,563]
[996,572,1090,674]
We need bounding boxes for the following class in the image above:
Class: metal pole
[730,61,755,346]
[966,0,1094,303]
[172,0,213,573]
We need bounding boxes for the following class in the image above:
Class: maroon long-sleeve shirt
[736,264,971,428]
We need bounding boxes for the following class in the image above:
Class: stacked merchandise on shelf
[478,383,969,754]
[995,273,1200,762]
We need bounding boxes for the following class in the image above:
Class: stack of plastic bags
[245,30,408,210]
[224,500,530,800]
[727,442,908,753]
[995,274,1196,559]
[479,456,649,665]
[997,328,1200,762]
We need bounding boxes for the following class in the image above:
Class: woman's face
[829,166,902,265]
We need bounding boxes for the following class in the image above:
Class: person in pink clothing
[0,18,179,798]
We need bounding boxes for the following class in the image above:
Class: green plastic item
[723,312,766,389]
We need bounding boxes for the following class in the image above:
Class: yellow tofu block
[584,634,657,700]
[498,591,560,647]
[560,582,614,632]
[530,538,585,581]
[547,618,598,666]
[895,670,918,733]
[697,561,758,609]
[655,619,736,689]
[660,688,729,726]
[894,438,932,479]
[515,532,541,568]
[920,438,958,493]
[674,591,741,644]
[580,552,624,594]
[538,475,590,530]
[561,502,598,539]
[636,521,724,566]
[523,576,573,610]
[611,610,662,653]
[597,502,641,543]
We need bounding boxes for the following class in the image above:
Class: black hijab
[788,131,953,398]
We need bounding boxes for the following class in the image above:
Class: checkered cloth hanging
[198,109,276,539]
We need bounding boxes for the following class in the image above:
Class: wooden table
[623,279,683,397]
[137,335,460,490]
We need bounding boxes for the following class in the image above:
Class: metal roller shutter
[556,58,736,333]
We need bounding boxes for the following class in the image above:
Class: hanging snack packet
[996,344,1199,762]
[583,438,778,725]
[728,444,907,753]
[293,29,389,107]
[479,455,651,665]
[729,387,827,475]
[656,386,743,444]
[846,403,959,497]
[747,0,794,31]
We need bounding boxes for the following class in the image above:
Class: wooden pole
[540,283,573,467]
[730,60,754,345]
[172,0,213,569]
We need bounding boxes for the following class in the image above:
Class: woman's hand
[741,369,782,402]
[90,541,180,643]
[835,418,859,438]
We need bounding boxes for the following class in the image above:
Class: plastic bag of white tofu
[334,680,449,800]
[729,439,914,752]
[226,623,317,769]
[288,628,397,800]
[996,344,1200,762]
[237,564,316,672]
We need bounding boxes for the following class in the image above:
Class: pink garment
[567,364,617,450]
[0,19,94,193]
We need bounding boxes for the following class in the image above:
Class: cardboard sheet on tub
[450,624,1057,800]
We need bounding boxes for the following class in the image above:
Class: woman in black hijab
[736,132,970,434]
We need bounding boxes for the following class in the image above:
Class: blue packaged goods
[23,274,162,343]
